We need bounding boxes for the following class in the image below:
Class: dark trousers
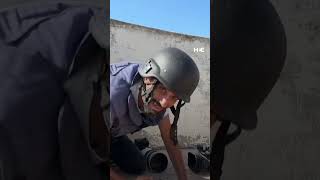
[111,136,146,175]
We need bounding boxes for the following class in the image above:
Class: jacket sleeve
[0,2,101,80]
[0,2,101,179]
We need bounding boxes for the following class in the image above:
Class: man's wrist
[177,168,188,180]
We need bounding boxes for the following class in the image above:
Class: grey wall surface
[110,20,210,148]
[219,1,320,179]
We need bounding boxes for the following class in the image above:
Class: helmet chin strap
[170,100,185,145]
[139,79,160,115]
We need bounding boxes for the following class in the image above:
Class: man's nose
[159,96,170,108]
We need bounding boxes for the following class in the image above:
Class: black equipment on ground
[188,144,210,173]
[134,138,168,173]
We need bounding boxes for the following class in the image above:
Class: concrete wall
[110,20,210,147]
[221,1,320,179]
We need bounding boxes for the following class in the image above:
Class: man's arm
[158,115,188,180]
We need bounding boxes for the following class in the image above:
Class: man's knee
[111,136,147,174]
[124,156,146,175]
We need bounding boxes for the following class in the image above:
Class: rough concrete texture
[216,1,320,180]
[110,20,210,148]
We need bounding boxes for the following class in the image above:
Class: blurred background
[216,0,320,179]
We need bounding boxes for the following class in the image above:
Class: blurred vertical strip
[104,0,110,179]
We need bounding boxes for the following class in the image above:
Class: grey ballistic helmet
[138,47,200,145]
[211,0,287,179]
[138,47,200,103]
[214,0,287,130]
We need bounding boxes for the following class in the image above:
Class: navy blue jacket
[0,2,107,180]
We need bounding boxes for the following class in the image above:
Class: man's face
[144,77,178,113]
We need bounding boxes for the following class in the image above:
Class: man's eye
[161,88,167,93]
[171,96,178,101]
[158,86,166,91]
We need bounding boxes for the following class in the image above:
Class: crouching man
[109,48,200,180]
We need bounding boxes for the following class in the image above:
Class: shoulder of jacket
[0,2,102,43]
[110,61,140,76]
